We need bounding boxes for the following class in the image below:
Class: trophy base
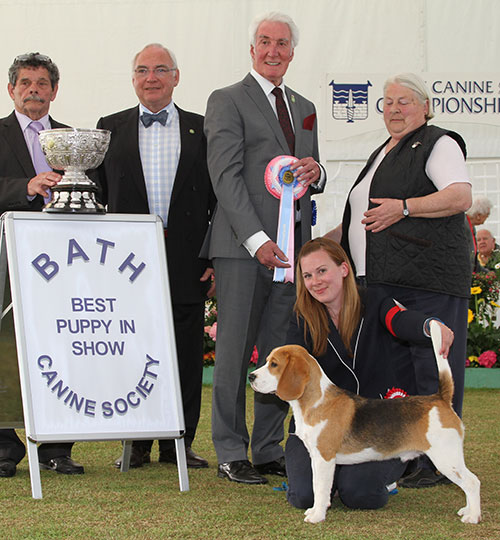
[43,184,106,214]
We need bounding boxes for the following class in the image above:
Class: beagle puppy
[249,321,481,524]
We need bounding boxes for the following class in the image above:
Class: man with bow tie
[94,43,215,470]
[0,52,84,477]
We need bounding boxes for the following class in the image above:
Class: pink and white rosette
[265,155,308,283]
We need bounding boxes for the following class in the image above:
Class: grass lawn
[0,387,498,540]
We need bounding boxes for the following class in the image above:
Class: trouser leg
[159,302,204,451]
[211,258,267,463]
[286,431,406,510]
[251,280,295,465]
[0,429,25,464]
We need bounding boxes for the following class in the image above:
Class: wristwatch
[402,199,410,217]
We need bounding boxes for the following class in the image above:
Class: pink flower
[250,346,259,365]
[477,350,497,368]
[209,322,217,341]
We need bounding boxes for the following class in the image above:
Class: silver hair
[132,43,178,70]
[249,11,299,51]
[467,197,493,217]
[9,52,60,89]
[384,72,434,121]
[476,228,495,240]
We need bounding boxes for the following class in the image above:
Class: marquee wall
[1,0,499,238]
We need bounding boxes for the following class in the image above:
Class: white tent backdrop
[1,0,500,238]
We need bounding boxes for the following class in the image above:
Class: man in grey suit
[0,52,84,477]
[204,11,326,484]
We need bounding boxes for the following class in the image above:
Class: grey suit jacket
[204,73,324,259]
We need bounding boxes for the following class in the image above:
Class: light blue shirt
[138,101,180,226]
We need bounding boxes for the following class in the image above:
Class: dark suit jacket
[204,73,325,259]
[94,105,215,304]
[0,111,74,458]
[0,112,67,214]
[286,288,430,399]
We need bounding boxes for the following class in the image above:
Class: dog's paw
[304,507,326,524]
[458,507,481,524]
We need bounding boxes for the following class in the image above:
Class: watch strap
[403,199,409,217]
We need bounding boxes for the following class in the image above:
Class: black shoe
[0,459,16,478]
[218,460,268,484]
[39,456,84,475]
[159,447,209,469]
[254,457,286,477]
[114,447,150,469]
[398,468,452,489]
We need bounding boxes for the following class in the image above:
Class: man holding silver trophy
[0,52,84,477]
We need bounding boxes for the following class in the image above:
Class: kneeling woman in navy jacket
[285,238,454,511]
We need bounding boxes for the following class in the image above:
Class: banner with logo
[325,74,500,159]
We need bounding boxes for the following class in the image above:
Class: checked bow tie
[141,109,168,128]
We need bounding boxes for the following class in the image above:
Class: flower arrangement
[203,298,259,367]
[203,298,217,366]
[466,271,500,368]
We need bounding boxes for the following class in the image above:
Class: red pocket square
[302,113,316,131]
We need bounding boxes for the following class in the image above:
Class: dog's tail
[429,320,454,405]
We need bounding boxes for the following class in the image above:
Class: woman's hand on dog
[436,321,454,358]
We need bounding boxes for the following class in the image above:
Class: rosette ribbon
[384,387,408,399]
[264,155,308,283]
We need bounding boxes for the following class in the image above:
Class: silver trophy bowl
[38,128,111,213]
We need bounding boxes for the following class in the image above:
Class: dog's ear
[276,350,310,401]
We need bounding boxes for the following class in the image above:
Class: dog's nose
[248,372,256,382]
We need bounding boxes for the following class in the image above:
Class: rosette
[264,155,307,283]
[384,387,408,399]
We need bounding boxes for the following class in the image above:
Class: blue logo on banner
[329,80,372,123]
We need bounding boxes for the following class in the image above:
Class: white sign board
[3,212,184,443]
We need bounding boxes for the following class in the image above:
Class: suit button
[186,211,192,216]
[192,186,197,191]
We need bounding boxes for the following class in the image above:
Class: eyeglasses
[14,53,52,63]
[134,67,176,78]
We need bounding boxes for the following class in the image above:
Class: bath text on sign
[29,234,165,419]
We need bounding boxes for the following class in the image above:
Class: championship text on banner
[4,213,184,442]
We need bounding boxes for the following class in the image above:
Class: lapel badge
[291,94,296,103]
[411,141,422,148]
[189,129,195,134]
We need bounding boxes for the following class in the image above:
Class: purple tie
[28,121,52,203]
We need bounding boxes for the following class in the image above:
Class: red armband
[385,305,402,337]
